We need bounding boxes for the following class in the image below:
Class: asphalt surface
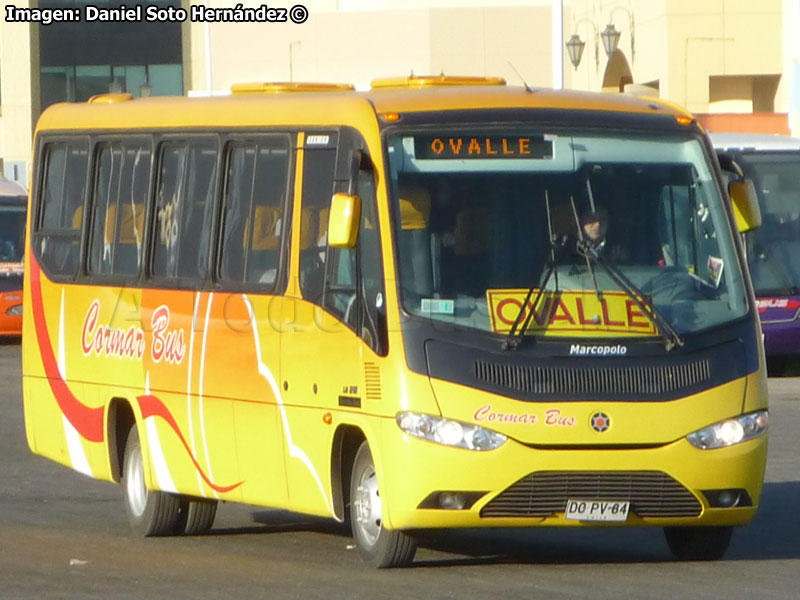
[1,339,799,599]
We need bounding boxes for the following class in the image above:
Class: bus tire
[349,442,417,568]
[664,525,733,561]
[121,424,181,536]
[177,497,218,535]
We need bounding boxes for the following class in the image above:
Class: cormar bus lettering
[150,305,186,364]
[544,408,576,427]
[474,405,538,424]
[569,344,628,356]
[474,405,576,427]
[81,300,145,360]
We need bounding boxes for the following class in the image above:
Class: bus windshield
[0,203,26,263]
[388,129,748,339]
[736,152,800,296]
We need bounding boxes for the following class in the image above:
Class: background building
[2,0,799,189]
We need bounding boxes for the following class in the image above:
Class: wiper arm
[585,246,684,351]
[503,191,565,351]
[502,235,567,351]
[571,194,602,301]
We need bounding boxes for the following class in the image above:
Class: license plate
[564,499,630,522]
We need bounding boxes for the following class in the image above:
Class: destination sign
[414,135,553,160]
[486,289,657,336]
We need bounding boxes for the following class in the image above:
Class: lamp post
[607,5,635,64]
[289,40,301,82]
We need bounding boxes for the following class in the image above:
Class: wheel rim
[353,461,382,548]
[125,442,147,517]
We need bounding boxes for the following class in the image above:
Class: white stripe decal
[63,415,93,477]
[58,290,93,476]
[198,293,217,498]
[187,292,204,495]
[145,373,176,493]
[243,295,331,514]
[57,290,66,380]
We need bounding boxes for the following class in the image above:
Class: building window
[38,0,183,108]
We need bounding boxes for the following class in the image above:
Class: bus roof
[709,132,800,152]
[34,78,695,134]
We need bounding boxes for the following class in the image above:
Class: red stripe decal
[29,257,105,443]
[137,394,243,494]
[29,255,241,492]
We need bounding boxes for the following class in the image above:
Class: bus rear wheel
[664,525,733,561]
[121,424,181,536]
[177,497,218,535]
[349,442,417,568]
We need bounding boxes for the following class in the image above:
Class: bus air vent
[230,82,355,94]
[370,75,506,89]
[364,362,382,402]
[474,359,710,397]
[480,471,701,518]
[88,93,134,104]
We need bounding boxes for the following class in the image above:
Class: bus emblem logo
[591,412,610,433]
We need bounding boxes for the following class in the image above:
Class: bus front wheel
[349,442,417,568]
[664,525,733,561]
[121,424,181,536]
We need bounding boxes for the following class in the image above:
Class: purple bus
[712,133,800,373]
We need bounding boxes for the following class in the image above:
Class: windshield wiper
[583,244,684,352]
[503,191,565,351]
[571,192,602,301]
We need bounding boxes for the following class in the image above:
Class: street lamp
[565,18,599,72]
[600,24,621,57]
[565,34,586,71]
[567,5,636,73]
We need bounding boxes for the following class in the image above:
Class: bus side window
[323,159,387,354]
[88,142,150,278]
[299,148,336,304]
[36,140,89,278]
[354,166,387,355]
[219,137,290,289]
[151,141,218,282]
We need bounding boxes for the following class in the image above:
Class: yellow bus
[23,76,768,567]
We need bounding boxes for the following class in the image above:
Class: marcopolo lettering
[569,344,628,356]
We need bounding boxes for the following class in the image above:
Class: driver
[580,207,608,250]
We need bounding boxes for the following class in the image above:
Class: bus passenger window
[219,137,291,289]
[36,140,89,277]
[88,142,150,278]
[151,141,218,282]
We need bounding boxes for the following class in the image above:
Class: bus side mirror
[729,179,761,233]
[328,193,361,248]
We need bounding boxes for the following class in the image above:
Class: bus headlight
[396,412,507,451]
[6,304,22,316]
[687,411,768,449]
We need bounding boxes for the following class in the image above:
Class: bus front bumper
[378,419,767,531]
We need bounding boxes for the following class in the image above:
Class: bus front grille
[480,471,702,518]
[474,360,710,397]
